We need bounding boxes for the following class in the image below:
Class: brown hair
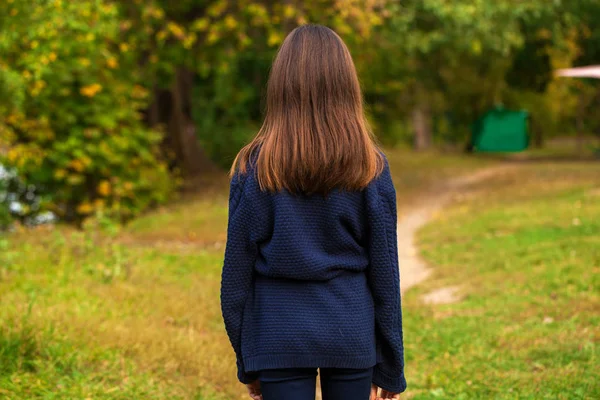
[230,24,384,195]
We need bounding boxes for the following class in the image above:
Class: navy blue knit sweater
[220,152,406,393]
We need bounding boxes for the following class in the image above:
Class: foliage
[362,0,599,145]
[1,0,600,224]
[0,0,174,223]
[143,0,389,164]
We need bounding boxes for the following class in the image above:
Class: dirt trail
[315,165,513,399]
[398,165,513,296]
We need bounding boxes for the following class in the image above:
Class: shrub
[0,1,174,223]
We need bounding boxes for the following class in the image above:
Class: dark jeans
[258,367,373,400]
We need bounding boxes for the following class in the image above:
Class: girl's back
[221,24,406,400]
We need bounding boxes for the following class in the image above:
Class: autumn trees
[1,0,598,224]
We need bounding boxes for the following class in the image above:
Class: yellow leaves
[207,30,220,45]
[471,39,482,55]
[208,1,227,18]
[107,57,118,69]
[247,3,268,25]
[97,180,112,197]
[537,29,552,40]
[7,148,19,163]
[5,113,20,125]
[123,181,134,192]
[147,6,165,20]
[120,20,133,32]
[29,80,47,97]
[66,174,84,186]
[156,30,167,42]
[131,85,148,100]
[76,201,93,215]
[48,52,57,62]
[22,70,31,80]
[296,15,308,25]
[78,58,91,67]
[237,32,251,49]
[192,18,209,32]
[183,33,197,49]
[224,15,238,30]
[267,32,282,47]
[10,8,18,16]
[5,144,44,169]
[54,169,67,179]
[80,83,102,98]
[283,5,295,19]
[369,14,382,26]
[30,40,39,49]
[119,43,129,53]
[101,3,117,15]
[167,22,185,40]
[70,159,85,172]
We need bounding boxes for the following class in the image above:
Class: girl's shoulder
[371,149,394,194]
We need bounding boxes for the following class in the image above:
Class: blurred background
[0,1,599,399]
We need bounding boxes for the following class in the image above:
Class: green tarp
[472,107,529,152]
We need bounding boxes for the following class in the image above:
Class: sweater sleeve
[365,156,407,393]
[220,171,259,384]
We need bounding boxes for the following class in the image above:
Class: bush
[0,1,174,223]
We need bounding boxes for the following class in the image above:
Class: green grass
[2,146,596,398]
[0,319,186,399]
[409,162,600,399]
[0,227,229,399]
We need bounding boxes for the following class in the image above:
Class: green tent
[472,106,529,152]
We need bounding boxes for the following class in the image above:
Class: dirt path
[398,165,513,296]
[315,165,513,399]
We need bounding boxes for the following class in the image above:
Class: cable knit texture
[220,151,406,393]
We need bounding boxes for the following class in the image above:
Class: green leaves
[0,0,174,223]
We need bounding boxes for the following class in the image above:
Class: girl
[221,24,406,400]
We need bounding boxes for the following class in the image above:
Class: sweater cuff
[237,359,259,384]
[372,367,407,394]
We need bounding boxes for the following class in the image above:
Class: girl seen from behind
[221,24,406,400]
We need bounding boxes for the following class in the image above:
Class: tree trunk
[167,67,216,176]
[148,86,160,127]
[412,103,432,151]
[530,115,544,149]
[576,94,585,154]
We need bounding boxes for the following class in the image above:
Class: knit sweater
[220,152,406,393]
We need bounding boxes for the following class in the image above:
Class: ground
[0,147,598,399]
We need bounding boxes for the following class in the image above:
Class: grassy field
[1,147,597,399]
[412,161,600,399]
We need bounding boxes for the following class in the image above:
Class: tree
[0,0,173,223]
[363,0,564,150]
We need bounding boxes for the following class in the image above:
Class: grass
[1,146,597,398]
[1,226,229,399]
[0,319,185,399]
[410,161,600,399]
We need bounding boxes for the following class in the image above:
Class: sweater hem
[243,353,378,373]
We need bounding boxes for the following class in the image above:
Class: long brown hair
[230,24,384,195]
